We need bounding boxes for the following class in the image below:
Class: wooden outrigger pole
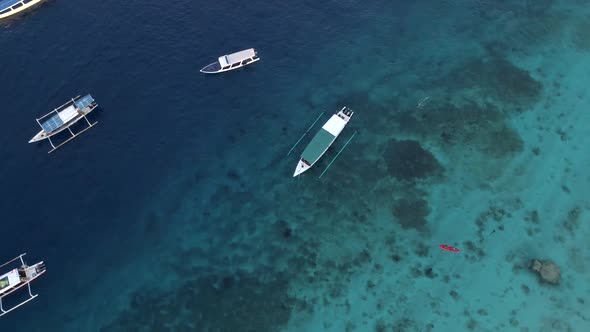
[46,115,98,154]
[29,94,99,153]
[291,107,354,177]
[318,131,357,179]
[0,253,46,317]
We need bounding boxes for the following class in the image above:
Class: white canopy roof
[58,105,78,123]
[218,55,229,67]
[322,114,347,137]
[218,48,256,66]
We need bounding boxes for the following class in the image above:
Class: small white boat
[29,94,98,153]
[200,48,260,74]
[0,0,45,20]
[293,106,354,177]
[0,253,46,317]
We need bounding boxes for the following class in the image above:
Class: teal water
[1,0,589,331]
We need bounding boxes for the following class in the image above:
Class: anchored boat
[0,0,45,20]
[200,48,260,74]
[0,253,46,317]
[293,107,354,177]
[29,94,98,153]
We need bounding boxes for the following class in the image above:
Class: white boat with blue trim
[0,0,44,20]
[200,48,260,74]
[29,94,98,153]
[0,253,46,317]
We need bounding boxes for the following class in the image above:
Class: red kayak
[439,244,461,253]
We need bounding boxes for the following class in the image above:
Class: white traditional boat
[293,106,354,177]
[29,94,98,153]
[200,48,260,74]
[0,0,45,20]
[0,253,46,317]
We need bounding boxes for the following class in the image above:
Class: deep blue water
[0,0,400,330]
[2,0,590,331]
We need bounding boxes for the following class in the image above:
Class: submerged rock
[529,259,560,285]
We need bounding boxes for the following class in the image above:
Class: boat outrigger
[28,94,98,153]
[0,253,46,317]
[293,106,354,177]
[0,0,45,20]
[200,48,260,74]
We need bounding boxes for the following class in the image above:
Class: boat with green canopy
[293,106,353,177]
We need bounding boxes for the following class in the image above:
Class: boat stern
[338,106,354,122]
[293,158,311,177]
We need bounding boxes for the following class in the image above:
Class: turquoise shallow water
[1,0,590,331]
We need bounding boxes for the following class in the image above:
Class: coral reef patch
[409,102,524,158]
[445,57,542,106]
[100,272,296,332]
[392,197,431,231]
[383,139,443,182]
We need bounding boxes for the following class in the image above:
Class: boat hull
[292,135,337,177]
[200,57,260,74]
[28,112,88,143]
[29,99,97,144]
[293,159,311,177]
[0,0,45,20]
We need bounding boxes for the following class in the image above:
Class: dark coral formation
[384,139,443,182]
[462,240,486,261]
[387,55,540,171]
[392,318,419,331]
[563,206,582,234]
[100,272,295,332]
[474,205,513,242]
[392,197,431,231]
[443,56,542,107]
[572,18,590,51]
[275,219,293,239]
[410,102,524,158]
